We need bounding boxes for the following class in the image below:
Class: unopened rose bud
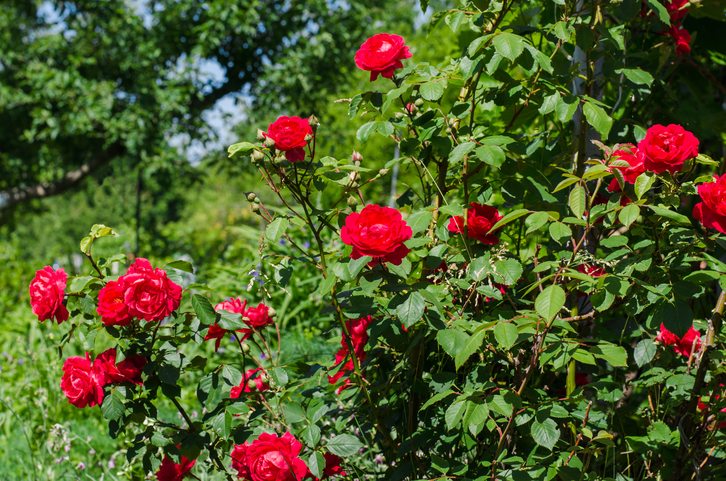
[256,129,266,140]
[251,150,265,162]
[242,342,250,353]
[414,98,424,107]
[351,151,363,163]
[267,307,276,318]
[347,196,358,208]
[304,133,314,142]
[378,168,389,176]
[349,181,359,189]
[273,156,288,166]
[308,114,319,129]
[251,203,261,213]
[246,192,258,202]
[264,137,276,148]
[405,102,416,114]
[394,112,404,120]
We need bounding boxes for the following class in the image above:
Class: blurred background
[0,0,456,479]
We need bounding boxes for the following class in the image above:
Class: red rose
[231,432,308,481]
[308,453,347,480]
[669,24,691,55]
[638,124,699,174]
[607,145,646,192]
[354,33,412,81]
[447,203,502,245]
[244,303,273,329]
[156,455,196,481]
[122,258,182,322]
[340,204,412,265]
[577,264,606,278]
[666,0,689,23]
[328,316,372,393]
[230,368,269,397]
[97,280,132,326]
[697,385,726,430]
[29,266,69,323]
[656,323,702,358]
[693,174,726,234]
[204,323,228,351]
[60,353,105,408]
[265,116,313,162]
[216,297,248,315]
[94,348,146,385]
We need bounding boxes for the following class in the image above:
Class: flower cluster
[61,348,145,408]
[328,316,372,394]
[204,297,274,350]
[656,323,702,358]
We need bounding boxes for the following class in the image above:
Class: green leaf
[407,210,433,235]
[420,79,447,101]
[535,285,566,321]
[592,342,628,367]
[102,388,125,421]
[549,222,572,244]
[308,452,325,479]
[227,141,256,158]
[617,68,654,86]
[464,401,489,436]
[420,390,456,411]
[647,0,670,24]
[493,32,525,61]
[583,101,613,139]
[283,402,306,424]
[449,141,476,164]
[494,258,523,286]
[475,145,506,169]
[436,329,469,359]
[493,322,518,350]
[539,92,561,115]
[265,217,289,243]
[618,204,640,227]
[455,330,486,370]
[647,205,691,225]
[488,208,529,233]
[192,294,217,326]
[634,339,656,367]
[356,120,394,142]
[165,260,194,272]
[397,291,426,328]
[326,434,363,457]
[531,417,560,450]
[568,185,586,219]
[525,211,550,234]
[445,399,466,430]
[468,256,493,282]
[634,172,656,199]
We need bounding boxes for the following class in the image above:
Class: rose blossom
[340,204,412,266]
[230,368,269,397]
[60,353,106,408]
[354,33,412,81]
[669,25,691,55]
[97,280,132,326]
[328,316,372,393]
[607,145,646,193]
[692,174,726,234]
[666,0,690,23]
[447,203,502,245]
[308,453,346,480]
[697,385,726,430]
[577,264,606,278]
[122,258,182,322]
[656,323,702,358]
[638,124,699,174]
[94,348,146,385]
[156,455,196,481]
[231,432,308,481]
[264,116,313,162]
[29,266,69,323]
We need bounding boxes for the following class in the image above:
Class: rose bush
[29,2,725,480]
